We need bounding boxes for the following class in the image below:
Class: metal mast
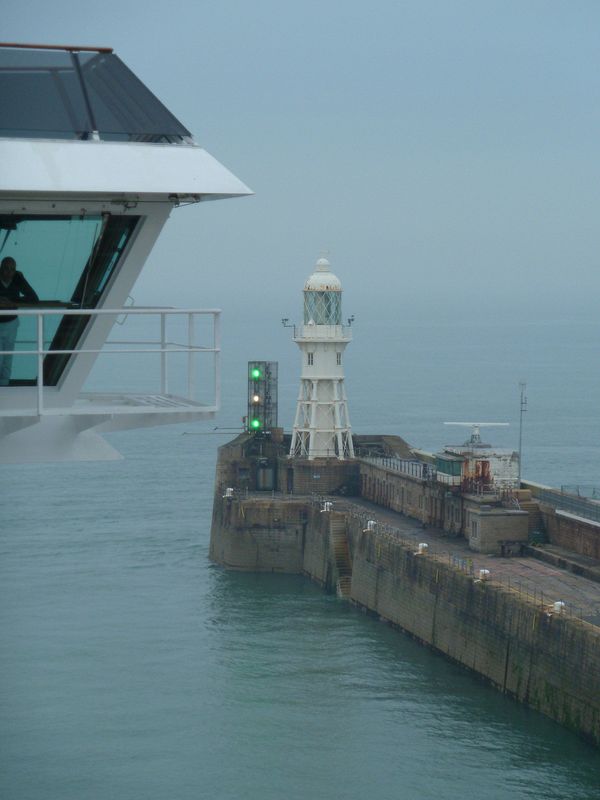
[518,381,527,485]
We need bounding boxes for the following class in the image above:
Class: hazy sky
[4,1,600,323]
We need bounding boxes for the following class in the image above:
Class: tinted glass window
[0,47,191,140]
[0,50,91,137]
[79,53,191,137]
[0,214,139,385]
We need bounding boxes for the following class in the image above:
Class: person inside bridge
[0,256,39,386]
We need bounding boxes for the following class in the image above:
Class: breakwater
[210,491,600,747]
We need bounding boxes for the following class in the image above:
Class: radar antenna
[444,421,509,446]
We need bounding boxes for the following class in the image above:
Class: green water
[1,424,598,800]
[2,317,599,797]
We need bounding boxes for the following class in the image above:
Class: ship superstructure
[0,43,251,462]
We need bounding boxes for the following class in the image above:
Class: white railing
[0,306,220,416]
[292,323,353,341]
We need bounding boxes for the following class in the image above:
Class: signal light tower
[247,361,278,433]
[288,257,354,460]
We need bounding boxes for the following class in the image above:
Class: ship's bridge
[0,43,251,462]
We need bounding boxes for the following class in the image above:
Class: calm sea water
[1,317,599,799]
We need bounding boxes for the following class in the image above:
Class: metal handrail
[359,455,432,480]
[0,307,221,315]
[291,323,353,340]
[0,306,221,416]
[523,482,600,524]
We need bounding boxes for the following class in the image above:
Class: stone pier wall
[209,492,600,747]
[541,506,600,560]
[346,519,600,746]
[524,481,600,559]
[359,461,451,530]
[209,495,308,574]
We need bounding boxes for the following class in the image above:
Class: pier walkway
[332,496,600,627]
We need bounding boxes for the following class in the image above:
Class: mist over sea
[1,314,599,799]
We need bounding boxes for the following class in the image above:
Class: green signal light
[251,367,262,379]
[250,418,262,430]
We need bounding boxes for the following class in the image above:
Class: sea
[1,315,599,799]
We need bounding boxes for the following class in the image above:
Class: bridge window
[0,48,191,142]
[0,213,139,385]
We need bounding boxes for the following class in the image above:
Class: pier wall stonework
[359,462,450,530]
[541,505,600,560]
[209,496,308,573]
[210,492,600,747]
[359,462,530,551]
[348,522,600,746]
[278,459,360,497]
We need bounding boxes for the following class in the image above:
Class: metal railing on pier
[524,482,600,524]
[309,496,598,627]
[358,455,435,481]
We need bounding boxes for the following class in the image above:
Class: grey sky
[4,1,600,321]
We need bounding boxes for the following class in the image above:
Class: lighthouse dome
[303,257,342,292]
[303,256,343,325]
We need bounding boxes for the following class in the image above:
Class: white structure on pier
[289,257,354,460]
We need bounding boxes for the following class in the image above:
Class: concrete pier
[209,435,600,747]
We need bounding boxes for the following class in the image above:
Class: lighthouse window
[0,213,139,385]
[303,290,341,325]
[307,352,314,366]
[336,352,342,365]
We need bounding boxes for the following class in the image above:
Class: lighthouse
[289,257,354,460]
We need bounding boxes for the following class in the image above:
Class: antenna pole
[518,381,527,485]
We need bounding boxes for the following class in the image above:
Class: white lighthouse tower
[289,257,354,460]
